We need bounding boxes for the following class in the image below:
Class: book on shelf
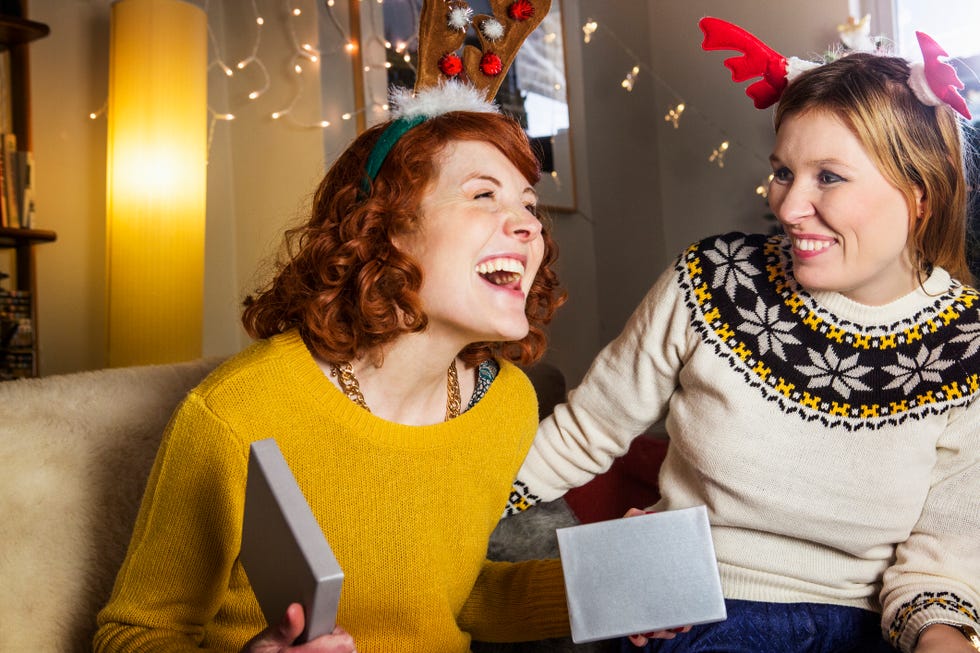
[0,289,32,318]
[16,150,34,229]
[1,287,34,379]
[0,50,11,135]
[0,131,6,228]
[1,132,18,228]
[0,350,34,380]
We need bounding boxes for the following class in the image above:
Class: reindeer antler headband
[698,16,972,120]
[363,0,552,189]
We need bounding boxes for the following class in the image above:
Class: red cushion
[563,435,668,524]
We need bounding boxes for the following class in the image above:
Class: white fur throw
[0,358,222,653]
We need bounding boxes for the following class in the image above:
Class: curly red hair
[242,111,565,366]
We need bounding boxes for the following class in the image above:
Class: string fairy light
[207,108,235,156]
[664,102,685,128]
[579,15,774,192]
[88,0,361,142]
[88,99,107,121]
[755,173,775,198]
[582,19,598,44]
[709,140,730,167]
[621,65,640,91]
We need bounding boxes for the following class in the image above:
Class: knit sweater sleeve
[94,392,252,653]
[515,262,691,505]
[457,559,569,642]
[881,396,980,653]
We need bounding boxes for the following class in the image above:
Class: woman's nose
[506,207,543,241]
[773,183,815,224]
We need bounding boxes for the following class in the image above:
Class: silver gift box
[241,438,345,643]
[556,505,726,643]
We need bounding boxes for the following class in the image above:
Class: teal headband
[360,114,428,196]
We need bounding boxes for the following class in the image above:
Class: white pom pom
[907,62,942,107]
[448,7,472,31]
[389,80,499,120]
[481,18,505,42]
[786,57,821,83]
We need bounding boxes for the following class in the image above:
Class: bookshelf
[0,9,51,379]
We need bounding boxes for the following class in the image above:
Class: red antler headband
[698,16,972,120]
[363,0,551,191]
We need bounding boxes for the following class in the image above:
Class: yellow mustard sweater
[94,330,569,652]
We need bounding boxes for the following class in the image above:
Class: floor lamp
[106,0,207,367]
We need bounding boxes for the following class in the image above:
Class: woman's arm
[512,263,692,508]
[94,394,253,652]
[457,559,570,642]
[880,399,980,653]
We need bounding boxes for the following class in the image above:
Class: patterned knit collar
[767,235,958,328]
[681,232,980,429]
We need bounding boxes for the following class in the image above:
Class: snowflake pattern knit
[683,233,980,429]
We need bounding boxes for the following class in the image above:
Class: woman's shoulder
[193,330,318,400]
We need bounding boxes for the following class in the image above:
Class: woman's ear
[913,184,926,219]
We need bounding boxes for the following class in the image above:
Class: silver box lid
[241,438,344,643]
[556,505,726,643]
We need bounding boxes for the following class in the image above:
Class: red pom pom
[508,0,535,21]
[438,53,463,77]
[480,52,503,76]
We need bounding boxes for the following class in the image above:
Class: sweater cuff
[459,559,569,643]
[888,591,980,652]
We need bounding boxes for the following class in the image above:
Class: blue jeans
[621,599,896,653]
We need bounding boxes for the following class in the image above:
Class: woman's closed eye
[525,203,538,217]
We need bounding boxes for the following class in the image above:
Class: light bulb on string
[582,19,598,44]
[664,103,685,128]
[89,100,107,120]
[755,173,775,198]
[621,65,640,91]
[709,141,730,167]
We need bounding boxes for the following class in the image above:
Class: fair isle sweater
[94,330,569,653]
[512,233,980,653]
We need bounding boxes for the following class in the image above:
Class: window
[860,0,980,117]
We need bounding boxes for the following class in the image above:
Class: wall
[545,0,849,385]
[27,0,110,375]
[21,0,851,381]
[27,0,355,375]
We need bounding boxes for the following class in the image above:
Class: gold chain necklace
[331,360,461,421]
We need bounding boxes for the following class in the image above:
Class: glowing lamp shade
[106,0,207,366]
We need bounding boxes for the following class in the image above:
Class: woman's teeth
[795,238,833,252]
[476,258,524,286]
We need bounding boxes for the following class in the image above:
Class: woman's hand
[621,508,694,647]
[242,603,356,653]
[627,626,693,647]
[914,623,976,652]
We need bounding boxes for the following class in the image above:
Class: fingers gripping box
[556,505,727,643]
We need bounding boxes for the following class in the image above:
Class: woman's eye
[525,204,538,217]
[818,171,844,184]
[772,167,792,183]
[475,191,495,200]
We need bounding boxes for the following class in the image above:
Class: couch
[0,358,663,652]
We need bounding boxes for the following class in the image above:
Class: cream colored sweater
[513,233,980,653]
[95,330,568,652]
